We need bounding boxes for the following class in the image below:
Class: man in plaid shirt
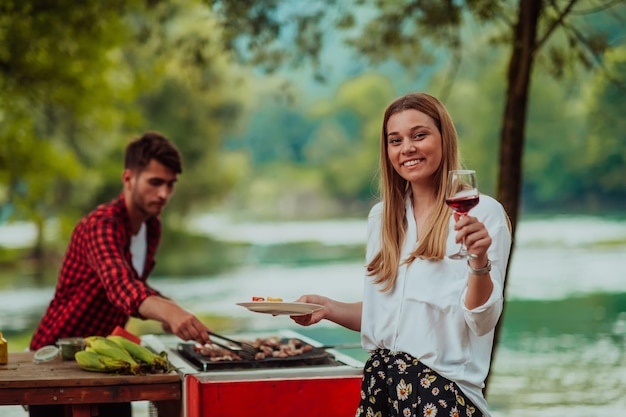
[29,132,211,417]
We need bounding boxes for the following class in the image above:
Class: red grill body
[143,331,365,417]
[186,374,361,417]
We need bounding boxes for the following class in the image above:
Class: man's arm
[138,295,211,345]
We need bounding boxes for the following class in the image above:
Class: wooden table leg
[153,399,183,417]
[70,404,94,417]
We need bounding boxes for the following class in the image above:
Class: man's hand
[165,309,211,344]
[139,295,211,345]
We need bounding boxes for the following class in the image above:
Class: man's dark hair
[125,131,183,174]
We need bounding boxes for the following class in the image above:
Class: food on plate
[193,336,314,362]
[251,296,283,302]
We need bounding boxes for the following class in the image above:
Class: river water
[1,215,626,416]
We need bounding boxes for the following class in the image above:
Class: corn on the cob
[75,350,130,373]
[75,350,105,371]
[84,336,140,373]
[106,335,170,372]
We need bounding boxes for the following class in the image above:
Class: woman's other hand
[290,294,329,326]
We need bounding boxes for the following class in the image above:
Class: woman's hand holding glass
[446,170,480,259]
[452,212,492,264]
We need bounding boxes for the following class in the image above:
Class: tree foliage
[123,0,252,219]
[1,0,251,218]
[208,0,625,227]
[0,0,139,218]
[583,44,626,209]
[305,73,396,202]
[0,0,146,281]
[0,0,251,280]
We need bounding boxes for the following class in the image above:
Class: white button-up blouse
[361,194,512,416]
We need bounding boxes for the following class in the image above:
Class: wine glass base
[448,252,478,260]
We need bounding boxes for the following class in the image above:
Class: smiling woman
[284,92,512,417]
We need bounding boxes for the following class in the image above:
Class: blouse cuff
[461,279,503,336]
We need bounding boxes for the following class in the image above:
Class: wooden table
[0,352,182,417]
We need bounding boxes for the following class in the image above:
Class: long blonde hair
[367,92,461,291]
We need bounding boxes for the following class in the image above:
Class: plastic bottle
[0,331,7,365]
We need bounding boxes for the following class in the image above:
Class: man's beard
[132,192,162,218]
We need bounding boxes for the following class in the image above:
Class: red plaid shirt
[30,194,161,350]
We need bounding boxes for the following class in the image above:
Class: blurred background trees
[0,0,251,281]
[1,0,625,282]
[209,0,626,234]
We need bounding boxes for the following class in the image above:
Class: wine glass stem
[458,213,476,259]
[460,237,468,253]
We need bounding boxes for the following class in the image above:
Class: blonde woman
[292,92,512,417]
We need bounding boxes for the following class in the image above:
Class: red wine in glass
[446,195,480,216]
[446,170,479,259]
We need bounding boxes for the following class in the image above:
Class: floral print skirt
[356,349,483,417]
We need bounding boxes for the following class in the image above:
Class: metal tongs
[207,330,258,360]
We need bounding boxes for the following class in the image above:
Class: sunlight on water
[189,214,369,245]
[186,213,626,247]
[1,216,625,330]
[2,213,624,248]
[514,216,626,247]
[0,222,37,248]
[507,246,625,299]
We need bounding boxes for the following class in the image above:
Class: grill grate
[175,341,341,372]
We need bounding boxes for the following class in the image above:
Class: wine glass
[446,170,480,260]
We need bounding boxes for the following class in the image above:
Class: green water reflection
[500,292,626,348]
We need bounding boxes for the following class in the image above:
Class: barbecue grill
[142,330,365,417]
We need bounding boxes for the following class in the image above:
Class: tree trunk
[486,0,542,394]
[497,0,541,234]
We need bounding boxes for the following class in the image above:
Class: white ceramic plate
[236,301,324,316]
